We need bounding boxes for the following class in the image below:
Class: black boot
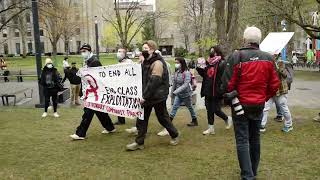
[187,118,198,127]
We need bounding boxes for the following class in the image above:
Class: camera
[224,90,244,116]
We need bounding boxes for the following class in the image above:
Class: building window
[76,28,80,35]
[40,42,45,53]
[1,16,5,24]
[26,13,31,23]
[15,29,20,37]
[2,29,7,38]
[28,42,33,53]
[4,43,8,54]
[39,29,44,36]
[16,43,21,54]
[27,30,32,36]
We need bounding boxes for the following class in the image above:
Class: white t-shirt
[63,60,70,69]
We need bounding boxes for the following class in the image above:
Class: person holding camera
[196,45,232,135]
[221,27,280,180]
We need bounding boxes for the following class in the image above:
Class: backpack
[182,71,197,91]
[285,63,294,90]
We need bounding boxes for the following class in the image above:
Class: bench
[0,88,33,106]
[0,70,37,82]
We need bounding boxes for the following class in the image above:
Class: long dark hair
[175,57,188,72]
[209,45,225,60]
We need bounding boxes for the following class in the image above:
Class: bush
[7,54,14,57]
[174,47,188,57]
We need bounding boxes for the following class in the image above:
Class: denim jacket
[172,70,192,99]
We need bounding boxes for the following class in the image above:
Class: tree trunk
[21,32,27,58]
[52,41,58,57]
[215,0,226,44]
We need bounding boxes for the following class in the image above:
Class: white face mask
[47,63,53,69]
[175,64,181,69]
[81,51,90,60]
[116,52,125,61]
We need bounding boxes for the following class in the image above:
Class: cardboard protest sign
[260,32,294,55]
[78,63,144,120]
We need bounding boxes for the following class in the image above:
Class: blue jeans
[275,98,283,117]
[233,105,264,180]
[170,96,196,120]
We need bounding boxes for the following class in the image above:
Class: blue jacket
[172,70,192,99]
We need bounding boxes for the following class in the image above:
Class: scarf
[207,56,222,96]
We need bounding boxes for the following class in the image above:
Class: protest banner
[78,63,144,120]
[260,32,294,55]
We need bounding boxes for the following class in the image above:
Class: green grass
[0,107,319,179]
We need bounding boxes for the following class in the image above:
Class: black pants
[205,97,228,125]
[117,116,125,124]
[44,88,58,112]
[233,106,263,180]
[135,100,179,145]
[76,108,115,137]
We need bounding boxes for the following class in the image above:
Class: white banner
[260,32,295,55]
[78,63,144,120]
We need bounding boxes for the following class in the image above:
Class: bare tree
[215,0,240,55]
[0,0,30,31]
[102,0,166,48]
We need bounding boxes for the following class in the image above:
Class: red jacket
[221,45,280,106]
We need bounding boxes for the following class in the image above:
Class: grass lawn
[294,70,320,81]
[0,107,319,179]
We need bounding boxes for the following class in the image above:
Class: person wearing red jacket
[221,26,280,180]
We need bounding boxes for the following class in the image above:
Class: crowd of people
[35,26,320,180]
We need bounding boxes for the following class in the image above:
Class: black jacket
[86,55,102,67]
[197,60,226,98]
[40,67,62,90]
[62,67,81,85]
[142,52,169,106]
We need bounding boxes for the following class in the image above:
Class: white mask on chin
[81,51,90,60]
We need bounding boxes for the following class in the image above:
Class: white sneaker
[225,116,233,129]
[70,134,85,140]
[170,137,179,146]
[157,128,169,136]
[42,112,48,118]
[203,127,215,135]
[53,112,60,118]
[101,128,117,134]
[125,127,138,134]
[126,142,144,151]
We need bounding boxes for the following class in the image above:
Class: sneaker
[274,116,284,122]
[282,126,293,133]
[170,137,179,146]
[41,112,48,118]
[125,127,138,134]
[126,142,144,151]
[313,115,320,122]
[157,129,169,136]
[70,134,85,140]
[225,116,233,129]
[101,128,117,134]
[187,119,198,127]
[203,127,215,135]
[260,126,266,132]
[53,112,60,118]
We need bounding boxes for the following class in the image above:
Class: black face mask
[142,50,149,59]
[209,51,215,58]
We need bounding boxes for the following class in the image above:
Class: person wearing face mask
[114,48,133,125]
[62,62,81,105]
[196,45,233,135]
[126,40,179,151]
[157,57,198,136]
[70,44,116,140]
[40,58,62,118]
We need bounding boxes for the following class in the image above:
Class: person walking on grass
[196,45,232,135]
[114,47,133,125]
[70,44,116,140]
[40,58,62,118]
[221,26,280,180]
[260,59,293,133]
[157,57,198,137]
[126,40,179,151]
[62,62,81,105]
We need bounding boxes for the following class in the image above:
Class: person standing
[196,45,232,135]
[62,62,81,105]
[221,27,280,179]
[114,47,133,125]
[0,56,9,82]
[70,44,116,140]
[260,60,293,133]
[40,58,62,118]
[157,57,198,136]
[63,57,70,72]
[126,40,179,151]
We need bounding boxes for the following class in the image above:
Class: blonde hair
[144,40,158,50]
[243,26,262,44]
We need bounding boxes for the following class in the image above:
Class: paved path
[1,79,320,109]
